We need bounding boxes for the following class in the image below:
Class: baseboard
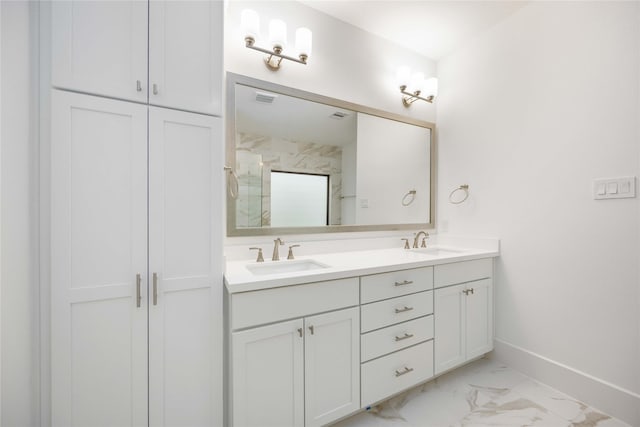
[491,339,640,426]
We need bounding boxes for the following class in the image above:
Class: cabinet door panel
[149,0,223,115]
[466,279,493,360]
[305,308,360,427]
[232,320,304,427]
[148,108,223,426]
[51,90,148,427]
[52,0,147,102]
[434,284,466,375]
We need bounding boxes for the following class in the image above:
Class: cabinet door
[148,107,223,427]
[465,279,493,360]
[51,90,148,427]
[232,320,305,427]
[52,0,148,102]
[305,307,360,427]
[434,284,466,375]
[149,0,223,115]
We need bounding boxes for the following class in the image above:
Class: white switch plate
[594,176,636,199]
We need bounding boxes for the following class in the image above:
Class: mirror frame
[226,72,437,237]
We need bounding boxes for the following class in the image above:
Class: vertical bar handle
[309,325,314,335]
[297,328,303,338]
[153,83,159,95]
[136,80,142,92]
[136,273,142,308]
[153,273,158,306]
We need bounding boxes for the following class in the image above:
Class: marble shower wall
[236,132,345,227]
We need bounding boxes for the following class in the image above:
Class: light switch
[594,176,636,200]
[620,181,631,194]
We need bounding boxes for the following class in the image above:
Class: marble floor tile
[332,357,631,427]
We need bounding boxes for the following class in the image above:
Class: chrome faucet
[413,231,429,248]
[272,238,285,261]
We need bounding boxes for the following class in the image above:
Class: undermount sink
[246,259,330,276]
[412,246,468,256]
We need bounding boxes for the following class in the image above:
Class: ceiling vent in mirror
[255,91,277,104]
[330,111,349,120]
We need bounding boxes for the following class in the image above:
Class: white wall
[225,0,436,128]
[0,2,39,426]
[438,1,640,423]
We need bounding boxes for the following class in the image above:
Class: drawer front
[361,341,434,407]
[361,316,433,362]
[361,291,433,333]
[361,267,433,304]
[231,278,359,330]
[434,258,493,288]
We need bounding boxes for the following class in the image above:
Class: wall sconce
[241,9,312,71]
[396,66,438,107]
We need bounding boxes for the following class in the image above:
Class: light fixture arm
[400,85,434,107]
[245,37,308,71]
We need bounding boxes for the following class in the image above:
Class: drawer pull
[395,366,414,377]
[395,306,414,314]
[394,332,414,342]
[394,280,414,287]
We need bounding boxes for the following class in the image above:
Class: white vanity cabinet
[52,0,223,115]
[434,259,493,375]
[360,267,435,406]
[229,279,360,427]
[226,255,497,426]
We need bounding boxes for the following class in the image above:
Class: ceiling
[235,83,357,147]
[300,1,528,61]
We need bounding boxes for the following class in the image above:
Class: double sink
[245,246,468,277]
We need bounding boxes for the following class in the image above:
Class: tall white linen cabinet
[49,2,224,426]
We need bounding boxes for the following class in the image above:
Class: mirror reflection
[227,74,435,236]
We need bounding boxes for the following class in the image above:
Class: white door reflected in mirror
[270,171,329,227]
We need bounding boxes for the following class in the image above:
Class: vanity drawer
[361,340,434,407]
[361,315,433,362]
[361,291,433,333]
[231,277,359,330]
[434,258,493,288]
[361,267,433,304]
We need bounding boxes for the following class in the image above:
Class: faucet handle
[421,234,429,248]
[401,238,410,250]
[287,244,300,260]
[249,247,264,262]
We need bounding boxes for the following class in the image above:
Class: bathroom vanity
[224,244,498,427]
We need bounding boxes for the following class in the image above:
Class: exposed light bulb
[240,9,260,40]
[396,66,411,88]
[268,19,287,49]
[295,27,312,59]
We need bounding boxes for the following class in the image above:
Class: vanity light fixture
[241,9,312,71]
[396,66,438,107]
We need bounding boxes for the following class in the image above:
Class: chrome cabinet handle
[470,288,475,294]
[394,280,414,287]
[395,306,414,314]
[308,325,314,335]
[297,328,303,338]
[395,366,414,377]
[153,83,158,95]
[394,332,414,342]
[463,289,469,295]
[136,274,142,308]
[136,80,142,92]
[152,272,158,306]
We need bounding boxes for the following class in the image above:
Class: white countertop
[224,245,500,293]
